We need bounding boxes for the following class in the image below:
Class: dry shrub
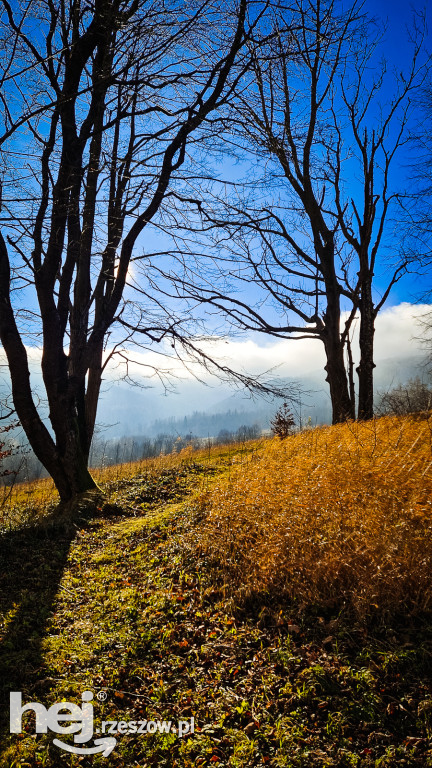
[270,402,296,438]
[194,415,432,621]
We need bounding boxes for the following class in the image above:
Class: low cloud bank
[95,303,431,434]
[1,303,430,436]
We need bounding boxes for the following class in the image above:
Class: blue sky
[1,0,431,423]
[3,0,431,320]
[359,0,432,303]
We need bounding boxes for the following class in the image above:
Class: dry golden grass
[194,415,432,621]
[0,440,247,529]
[0,454,186,529]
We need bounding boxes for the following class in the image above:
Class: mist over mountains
[0,302,430,482]
[0,350,427,482]
[92,302,431,438]
[94,353,426,441]
[82,351,431,470]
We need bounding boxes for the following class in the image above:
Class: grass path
[0,445,431,767]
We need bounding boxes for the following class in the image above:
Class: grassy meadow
[0,415,431,767]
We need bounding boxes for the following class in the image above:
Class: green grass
[0,439,431,767]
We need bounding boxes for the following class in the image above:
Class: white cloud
[1,303,430,429]
[373,303,430,361]
[103,302,431,385]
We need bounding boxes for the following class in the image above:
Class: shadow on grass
[0,493,121,756]
[0,517,77,750]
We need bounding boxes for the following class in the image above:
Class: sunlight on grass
[0,439,260,530]
[193,415,432,621]
[1,419,431,767]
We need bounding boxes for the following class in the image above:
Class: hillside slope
[0,418,431,767]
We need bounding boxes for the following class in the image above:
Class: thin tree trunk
[346,335,356,414]
[357,275,375,420]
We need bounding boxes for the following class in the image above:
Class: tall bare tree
[405,69,432,362]
[0,0,252,501]
[154,0,427,422]
[332,21,427,419]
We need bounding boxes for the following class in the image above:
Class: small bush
[377,377,432,415]
[0,420,20,480]
[270,402,295,438]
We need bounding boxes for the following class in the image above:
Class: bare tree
[405,68,432,358]
[152,0,427,423]
[0,0,252,502]
[376,377,432,416]
[333,19,427,419]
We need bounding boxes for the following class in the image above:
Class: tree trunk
[0,239,98,503]
[51,421,100,502]
[323,334,355,423]
[346,335,356,413]
[357,275,375,420]
[319,242,355,424]
[45,372,101,501]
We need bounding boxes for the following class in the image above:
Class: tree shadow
[0,518,76,749]
[0,493,119,755]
